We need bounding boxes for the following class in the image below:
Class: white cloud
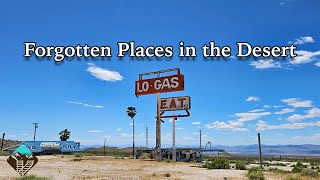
[289,36,315,45]
[67,101,104,109]
[250,59,281,69]
[87,63,123,82]
[234,111,271,122]
[315,62,320,67]
[287,108,320,122]
[177,127,184,130]
[291,50,320,64]
[117,128,121,131]
[205,109,270,132]
[87,130,101,133]
[192,122,201,125]
[292,134,320,144]
[128,123,144,126]
[249,109,265,113]
[246,96,260,102]
[274,108,295,115]
[256,120,320,131]
[205,121,247,131]
[282,98,312,108]
[264,105,271,109]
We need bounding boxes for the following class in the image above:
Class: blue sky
[1,0,320,147]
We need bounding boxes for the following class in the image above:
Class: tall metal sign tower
[135,68,191,160]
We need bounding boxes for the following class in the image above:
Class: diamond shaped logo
[7,145,38,176]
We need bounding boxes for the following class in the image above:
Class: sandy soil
[0,155,247,180]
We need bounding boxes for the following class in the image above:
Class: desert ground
[0,155,248,180]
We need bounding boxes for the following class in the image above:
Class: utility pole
[1,133,5,151]
[172,113,176,162]
[199,129,202,149]
[146,126,148,148]
[258,133,263,169]
[33,123,38,141]
[199,129,202,161]
[104,137,106,156]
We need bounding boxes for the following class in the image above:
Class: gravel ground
[0,155,247,180]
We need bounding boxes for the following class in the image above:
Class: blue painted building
[23,141,80,154]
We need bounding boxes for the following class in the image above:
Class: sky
[1,0,320,147]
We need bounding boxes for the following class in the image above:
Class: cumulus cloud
[205,110,271,132]
[192,122,201,125]
[256,120,320,131]
[87,130,101,133]
[249,109,265,113]
[287,108,320,122]
[282,98,312,108]
[246,96,260,102]
[315,62,320,67]
[234,111,271,122]
[205,121,247,131]
[289,36,315,45]
[67,101,103,108]
[274,108,295,115]
[293,134,320,144]
[250,59,282,69]
[87,63,123,82]
[291,50,320,64]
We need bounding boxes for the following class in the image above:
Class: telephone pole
[258,133,263,169]
[104,137,106,156]
[1,133,5,151]
[33,123,38,141]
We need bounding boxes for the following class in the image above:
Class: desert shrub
[0,151,10,156]
[206,158,230,169]
[301,169,319,178]
[16,175,50,180]
[273,162,287,166]
[292,166,303,173]
[164,173,171,177]
[247,167,265,180]
[285,176,302,180]
[291,162,307,173]
[269,168,289,174]
[235,160,246,170]
[310,162,319,166]
[72,158,82,161]
[296,162,307,168]
[139,153,150,159]
[74,154,81,158]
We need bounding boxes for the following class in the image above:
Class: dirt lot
[0,155,247,180]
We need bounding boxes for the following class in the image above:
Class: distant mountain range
[81,144,320,156]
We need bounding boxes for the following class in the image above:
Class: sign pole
[172,111,176,162]
[156,92,161,160]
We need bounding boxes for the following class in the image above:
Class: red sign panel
[135,74,184,96]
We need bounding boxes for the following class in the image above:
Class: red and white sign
[135,74,184,96]
[160,96,190,111]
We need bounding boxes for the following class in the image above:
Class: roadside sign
[135,74,184,96]
[7,145,38,176]
[160,96,191,111]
